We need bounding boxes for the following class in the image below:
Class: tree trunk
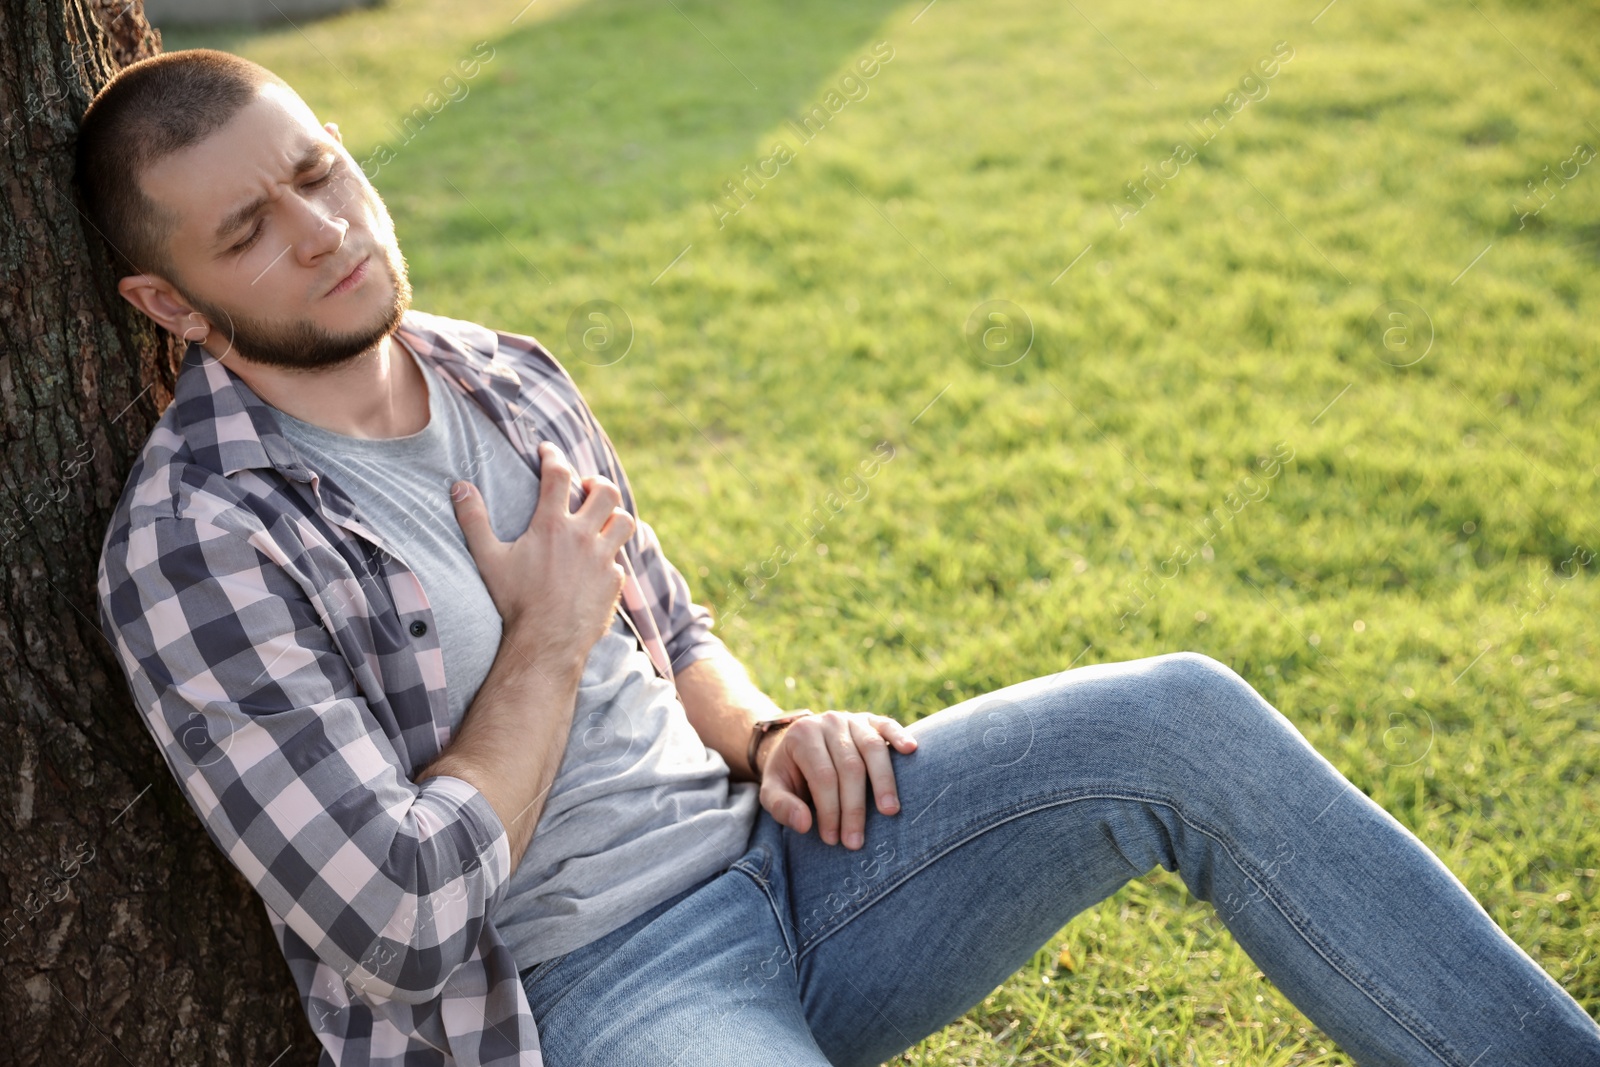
[1,2,319,1062]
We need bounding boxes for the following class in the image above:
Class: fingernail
[880,795,898,813]
[845,831,862,848]
[450,481,470,501]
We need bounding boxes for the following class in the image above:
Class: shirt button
[409,620,428,638]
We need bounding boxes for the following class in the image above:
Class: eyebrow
[211,141,339,250]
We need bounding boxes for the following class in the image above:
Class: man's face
[139,83,412,371]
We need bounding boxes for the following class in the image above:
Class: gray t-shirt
[275,335,758,968]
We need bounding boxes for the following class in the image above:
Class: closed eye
[231,220,264,254]
[229,166,338,255]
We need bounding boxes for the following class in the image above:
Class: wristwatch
[746,710,814,779]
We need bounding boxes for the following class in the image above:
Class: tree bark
[1,2,319,1062]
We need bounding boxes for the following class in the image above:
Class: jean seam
[732,842,774,882]
[1153,793,1466,1067]
[731,852,798,968]
[794,785,1466,1067]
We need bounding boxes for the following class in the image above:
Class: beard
[182,240,414,372]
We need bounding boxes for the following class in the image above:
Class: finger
[759,777,813,836]
[574,474,622,530]
[599,508,635,553]
[879,715,919,757]
[536,441,575,516]
[599,503,633,537]
[837,717,888,846]
[822,713,871,849]
[787,723,843,846]
[850,717,900,818]
[449,480,499,564]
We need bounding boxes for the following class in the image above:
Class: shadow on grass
[384,0,905,253]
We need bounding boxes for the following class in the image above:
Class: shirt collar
[168,308,514,481]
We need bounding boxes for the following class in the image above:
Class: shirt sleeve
[96,511,513,1007]
[640,531,730,673]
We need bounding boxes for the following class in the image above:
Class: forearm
[415,622,583,871]
[674,647,788,782]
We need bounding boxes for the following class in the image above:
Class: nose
[287,186,351,268]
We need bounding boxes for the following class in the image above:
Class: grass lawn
[164,0,1599,1062]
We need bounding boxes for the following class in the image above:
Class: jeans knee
[1159,650,1249,696]
[1145,651,1277,745]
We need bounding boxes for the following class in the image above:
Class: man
[85,49,1599,1067]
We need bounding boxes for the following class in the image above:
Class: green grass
[163,0,1600,1062]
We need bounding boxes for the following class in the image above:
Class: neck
[220,331,429,439]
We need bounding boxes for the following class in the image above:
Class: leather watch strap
[746,710,814,780]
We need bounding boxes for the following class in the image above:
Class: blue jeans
[517,652,1600,1065]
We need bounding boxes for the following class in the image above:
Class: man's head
[75,49,412,372]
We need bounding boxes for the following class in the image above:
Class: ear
[324,120,342,144]
[117,274,209,343]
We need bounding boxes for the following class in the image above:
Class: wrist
[502,624,585,689]
[753,727,786,778]
[747,709,813,780]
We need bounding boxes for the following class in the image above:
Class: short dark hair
[75,48,290,283]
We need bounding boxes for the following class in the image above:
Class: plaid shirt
[95,308,730,1066]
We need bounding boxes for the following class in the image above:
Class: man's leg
[522,866,832,1066]
[764,651,1600,1067]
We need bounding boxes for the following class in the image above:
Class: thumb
[762,779,813,835]
[449,481,497,562]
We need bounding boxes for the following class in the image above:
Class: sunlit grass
[162,0,1600,1061]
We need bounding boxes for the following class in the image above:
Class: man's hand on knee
[757,711,918,850]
